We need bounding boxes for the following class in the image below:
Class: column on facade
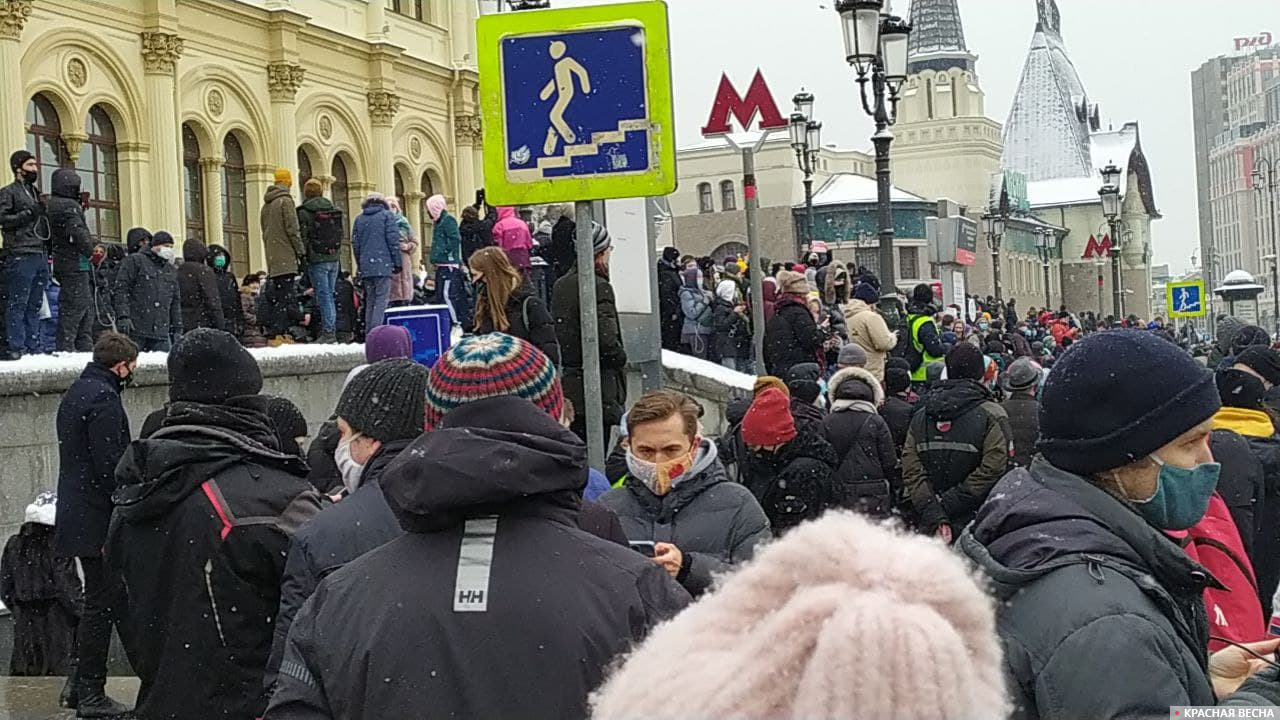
[140,31,185,237]
[454,113,480,205]
[0,0,33,154]
[199,157,224,243]
[267,62,305,195]
[404,189,425,269]
[246,164,274,271]
[367,90,399,195]
[365,0,387,43]
[115,141,148,230]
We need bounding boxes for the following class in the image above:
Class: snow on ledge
[661,349,755,393]
[0,342,367,396]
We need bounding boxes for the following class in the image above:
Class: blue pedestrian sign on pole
[477,2,677,206]
[1167,280,1207,319]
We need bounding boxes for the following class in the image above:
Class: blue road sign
[1167,280,1207,318]
[477,2,677,205]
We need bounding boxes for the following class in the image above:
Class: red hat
[741,388,797,447]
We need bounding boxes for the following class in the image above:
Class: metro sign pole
[701,69,791,369]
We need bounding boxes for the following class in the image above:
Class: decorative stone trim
[454,113,482,145]
[61,133,87,162]
[198,157,224,172]
[140,31,184,74]
[366,90,400,126]
[0,0,34,42]
[267,61,305,102]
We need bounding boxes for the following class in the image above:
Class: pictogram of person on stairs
[539,40,592,157]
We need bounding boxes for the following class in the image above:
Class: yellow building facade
[0,0,482,277]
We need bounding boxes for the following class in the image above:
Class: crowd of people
[14,140,1280,718]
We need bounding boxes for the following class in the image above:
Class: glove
[393,265,403,275]
[116,318,134,336]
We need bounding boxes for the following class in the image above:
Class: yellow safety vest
[910,314,944,381]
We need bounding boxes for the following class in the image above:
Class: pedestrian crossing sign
[1167,280,1206,319]
[477,1,677,205]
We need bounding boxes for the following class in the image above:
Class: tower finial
[1036,0,1062,37]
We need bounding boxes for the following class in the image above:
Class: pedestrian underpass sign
[1167,280,1207,319]
[477,1,677,206]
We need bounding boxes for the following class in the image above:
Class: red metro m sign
[701,70,789,137]
[1083,234,1113,260]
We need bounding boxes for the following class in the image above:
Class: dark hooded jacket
[902,378,1011,533]
[822,367,898,516]
[657,257,683,350]
[552,266,628,433]
[264,397,690,720]
[598,440,771,596]
[108,399,322,720]
[0,175,44,255]
[764,295,824,376]
[177,239,225,332]
[1211,403,1280,614]
[473,285,561,367]
[546,214,576,281]
[458,205,496,265]
[46,168,94,278]
[739,427,838,536]
[114,244,181,340]
[206,244,242,337]
[958,459,1280,719]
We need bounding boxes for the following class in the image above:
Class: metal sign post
[720,133,772,372]
[477,1,677,468]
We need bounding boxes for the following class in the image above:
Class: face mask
[20,169,37,185]
[978,322,989,332]
[213,255,227,270]
[625,448,693,497]
[156,246,175,263]
[335,434,366,494]
[1129,453,1221,530]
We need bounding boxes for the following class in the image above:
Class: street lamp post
[790,91,821,257]
[836,0,910,288]
[1099,163,1124,318]
[1035,227,1056,310]
[1252,158,1280,337]
[982,212,1006,302]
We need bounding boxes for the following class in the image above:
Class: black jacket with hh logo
[265,396,691,720]
[109,398,322,720]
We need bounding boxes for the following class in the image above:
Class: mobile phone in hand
[629,541,656,558]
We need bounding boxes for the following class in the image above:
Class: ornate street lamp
[982,211,1006,302]
[1253,158,1280,337]
[836,0,910,289]
[1035,227,1057,310]
[1098,162,1124,317]
[791,90,821,255]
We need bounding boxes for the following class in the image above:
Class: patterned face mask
[625,449,693,497]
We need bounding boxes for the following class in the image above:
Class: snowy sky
[534,0,1280,274]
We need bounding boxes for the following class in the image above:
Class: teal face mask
[213,255,227,270]
[1131,454,1220,530]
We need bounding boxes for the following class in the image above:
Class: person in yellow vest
[906,284,946,385]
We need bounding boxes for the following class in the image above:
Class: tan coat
[844,299,898,381]
[260,185,304,276]
[390,222,419,303]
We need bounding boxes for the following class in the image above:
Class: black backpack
[826,414,892,517]
[309,208,344,257]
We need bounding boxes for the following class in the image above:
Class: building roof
[1001,0,1098,182]
[1025,122,1159,217]
[805,173,928,208]
[906,0,975,73]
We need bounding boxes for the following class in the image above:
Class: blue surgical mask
[1130,453,1220,530]
[978,322,989,332]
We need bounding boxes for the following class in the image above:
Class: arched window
[330,155,349,221]
[79,105,120,243]
[297,148,313,189]
[183,124,204,243]
[221,134,249,274]
[697,182,713,213]
[720,180,736,211]
[419,172,435,255]
[24,94,69,195]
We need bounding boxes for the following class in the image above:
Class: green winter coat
[296,196,344,266]
[429,210,462,265]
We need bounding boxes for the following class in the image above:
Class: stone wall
[0,345,367,543]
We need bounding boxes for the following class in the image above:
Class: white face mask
[156,246,176,263]
[335,434,366,493]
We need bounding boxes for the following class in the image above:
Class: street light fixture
[791,90,822,256]
[982,211,1006,301]
[836,0,910,290]
[1035,227,1057,310]
[1098,162,1124,318]
[1253,157,1280,336]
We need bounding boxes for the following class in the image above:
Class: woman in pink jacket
[491,206,533,273]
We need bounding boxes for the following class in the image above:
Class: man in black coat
[113,231,181,351]
[823,366,899,517]
[657,247,683,351]
[1001,357,1042,468]
[763,270,823,376]
[54,333,138,717]
[879,361,916,454]
[177,239,225,333]
[265,346,690,719]
[267,359,428,691]
[206,244,242,338]
[47,168,97,352]
[0,150,49,360]
[546,204,577,282]
[108,330,322,720]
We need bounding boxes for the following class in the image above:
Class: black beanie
[168,329,263,404]
[912,283,934,305]
[9,150,33,173]
[1038,330,1220,475]
[662,246,680,263]
[1231,325,1271,356]
[151,231,175,247]
[783,362,822,405]
[336,358,428,442]
[1235,345,1280,386]
[885,367,912,395]
[1217,368,1266,410]
[264,395,308,455]
[946,344,985,381]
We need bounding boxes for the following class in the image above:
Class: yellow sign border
[1166,280,1207,318]
[476,1,677,206]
